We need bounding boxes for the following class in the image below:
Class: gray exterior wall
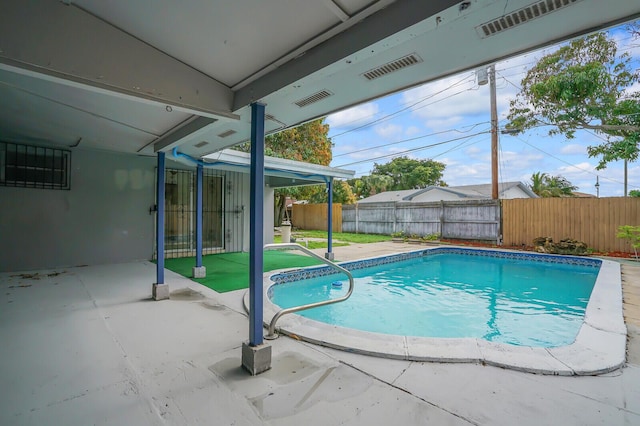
[1,149,276,272]
[343,199,500,241]
[0,148,156,272]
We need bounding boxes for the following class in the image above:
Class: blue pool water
[269,251,600,347]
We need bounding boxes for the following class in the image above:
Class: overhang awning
[170,148,354,188]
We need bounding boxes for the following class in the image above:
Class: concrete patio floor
[2,243,640,425]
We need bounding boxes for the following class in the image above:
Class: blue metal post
[196,164,203,268]
[249,102,265,346]
[327,178,333,254]
[156,152,165,284]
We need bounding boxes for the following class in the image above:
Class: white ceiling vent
[476,0,583,38]
[294,90,333,108]
[194,141,209,148]
[362,53,423,81]
[217,129,237,138]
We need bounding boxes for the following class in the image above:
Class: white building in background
[357,182,537,204]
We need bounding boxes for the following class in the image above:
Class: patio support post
[325,178,334,260]
[242,102,271,375]
[193,164,206,278]
[153,151,170,300]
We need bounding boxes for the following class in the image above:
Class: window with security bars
[0,142,71,190]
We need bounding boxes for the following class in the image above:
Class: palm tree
[529,172,577,197]
[530,172,549,197]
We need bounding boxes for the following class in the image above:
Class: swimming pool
[270,251,599,347]
[255,247,626,375]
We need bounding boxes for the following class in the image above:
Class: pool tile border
[269,247,601,287]
[253,246,626,376]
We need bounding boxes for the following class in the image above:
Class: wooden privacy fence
[502,197,640,252]
[342,199,501,241]
[292,203,342,232]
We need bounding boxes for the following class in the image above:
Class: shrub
[616,225,640,259]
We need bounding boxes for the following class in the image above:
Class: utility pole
[624,159,628,197]
[489,64,498,200]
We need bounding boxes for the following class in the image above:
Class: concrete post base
[192,266,206,278]
[325,252,335,261]
[152,283,170,300]
[241,341,272,375]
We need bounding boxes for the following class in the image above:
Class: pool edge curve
[249,246,627,376]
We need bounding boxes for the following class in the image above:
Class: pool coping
[248,246,627,376]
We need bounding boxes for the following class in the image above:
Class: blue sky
[326,24,640,197]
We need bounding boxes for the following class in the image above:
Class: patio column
[193,164,206,278]
[153,151,170,300]
[242,102,271,375]
[325,178,334,260]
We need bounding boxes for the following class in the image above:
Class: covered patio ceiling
[1,0,639,159]
[171,148,355,188]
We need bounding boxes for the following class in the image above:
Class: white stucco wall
[501,186,531,199]
[239,174,275,252]
[0,148,156,272]
[0,148,282,271]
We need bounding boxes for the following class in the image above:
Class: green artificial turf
[164,251,323,293]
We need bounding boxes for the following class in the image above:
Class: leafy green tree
[371,156,446,190]
[347,174,394,199]
[529,172,577,197]
[629,189,640,197]
[236,118,334,225]
[506,31,640,169]
[307,180,357,204]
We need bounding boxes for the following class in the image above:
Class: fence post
[355,203,359,234]
[393,202,397,234]
[496,199,502,245]
[439,200,445,238]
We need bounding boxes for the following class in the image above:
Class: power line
[431,132,488,160]
[329,73,475,138]
[333,121,490,158]
[509,133,639,189]
[335,131,489,168]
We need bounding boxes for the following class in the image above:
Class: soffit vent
[294,90,333,108]
[476,0,583,38]
[217,129,237,138]
[362,53,423,81]
[265,114,277,121]
[194,141,209,148]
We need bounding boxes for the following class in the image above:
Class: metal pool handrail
[263,243,354,339]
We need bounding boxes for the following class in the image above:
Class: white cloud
[374,123,403,139]
[555,162,596,176]
[402,75,487,121]
[465,146,482,156]
[423,116,464,132]
[560,144,587,155]
[405,126,421,136]
[326,102,379,129]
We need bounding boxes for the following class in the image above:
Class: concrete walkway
[2,244,640,425]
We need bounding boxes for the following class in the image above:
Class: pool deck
[2,242,640,425]
[261,246,625,375]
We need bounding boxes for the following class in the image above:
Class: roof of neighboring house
[572,192,597,198]
[356,189,419,203]
[358,182,537,203]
